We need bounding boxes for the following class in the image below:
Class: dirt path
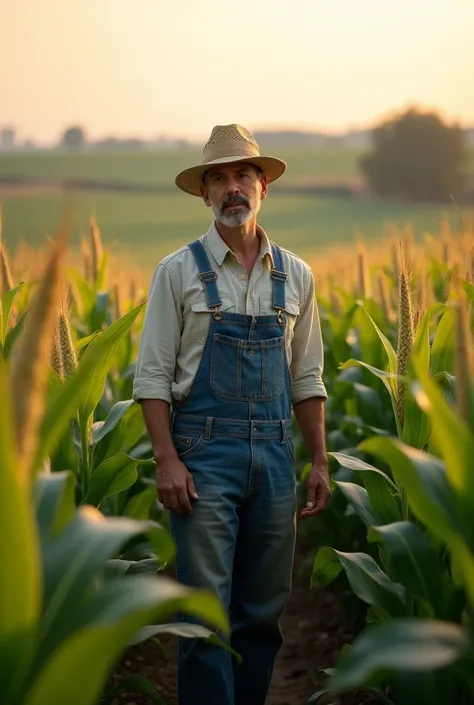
[111,541,378,705]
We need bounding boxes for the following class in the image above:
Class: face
[200,162,268,227]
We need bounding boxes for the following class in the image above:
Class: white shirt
[132,221,327,408]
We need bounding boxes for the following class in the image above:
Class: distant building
[0,127,16,151]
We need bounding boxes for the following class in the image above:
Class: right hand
[155,456,199,515]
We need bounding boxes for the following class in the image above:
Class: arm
[290,267,330,518]
[133,264,198,514]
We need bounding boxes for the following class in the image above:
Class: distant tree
[359,107,468,202]
[60,126,86,150]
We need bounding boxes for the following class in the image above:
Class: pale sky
[1,0,473,145]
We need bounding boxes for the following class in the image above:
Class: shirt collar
[206,221,274,269]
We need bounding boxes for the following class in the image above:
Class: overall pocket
[210,334,285,401]
[171,433,204,459]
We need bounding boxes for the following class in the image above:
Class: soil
[108,531,381,705]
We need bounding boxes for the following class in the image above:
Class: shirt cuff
[291,377,328,406]
[132,380,172,405]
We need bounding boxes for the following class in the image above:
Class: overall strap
[270,243,287,319]
[188,240,222,315]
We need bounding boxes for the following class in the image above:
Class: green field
[1,147,473,271]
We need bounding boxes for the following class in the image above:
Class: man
[133,123,330,705]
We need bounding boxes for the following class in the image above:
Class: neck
[215,218,261,273]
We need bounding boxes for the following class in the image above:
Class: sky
[1,0,473,145]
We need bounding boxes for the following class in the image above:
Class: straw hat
[175,124,287,196]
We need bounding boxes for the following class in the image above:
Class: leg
[230,438,297,705]
[169,436,249,705]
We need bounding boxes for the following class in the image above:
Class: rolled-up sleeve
[132,263,182,405]
[290,267,328,405]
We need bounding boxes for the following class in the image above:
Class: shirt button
[239,273,246,280]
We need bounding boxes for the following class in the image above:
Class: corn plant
[308,287,474,704]
[0,232,230,705]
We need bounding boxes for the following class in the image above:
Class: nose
[225,176,240,194]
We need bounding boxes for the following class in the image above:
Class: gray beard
[212,199,260,227]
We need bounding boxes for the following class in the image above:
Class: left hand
[300,458,331,518]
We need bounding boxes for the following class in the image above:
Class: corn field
[1,204,474,705]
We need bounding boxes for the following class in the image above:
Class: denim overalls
[170,239,297,705]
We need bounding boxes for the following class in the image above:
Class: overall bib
[170,239,297,705]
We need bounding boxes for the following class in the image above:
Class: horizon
[2,0,473,145]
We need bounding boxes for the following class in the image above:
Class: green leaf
[360,437,463,548]
[361,307,398,393]
[0,282,26,343]
[312,547,405,615]
[77,303,146,427]
[123,487,157,520]
[129,622,241,661]
[68,269,96,319]
[25,575,228,705]
[328,619,468,693]
[0,361,40,702]
[333,481,383,527]
[339,359,400,434]
[412,303,446,372]
[360,436,474,601]
[329,452,398,491]
[430,306,455,376]
[102,675,166,705]
[92,400,135,445]
[75,332,99,352]
[34,471,76,542]
[362,473,402,526]
[84,453,141,507]
[105,558,159,576]
[411,358,474,549]
[368,522,445,617]
[38,509,166,664]
[2,310,27,360]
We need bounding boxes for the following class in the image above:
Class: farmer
[133,123,330,705]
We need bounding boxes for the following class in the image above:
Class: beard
[211,193,260,227]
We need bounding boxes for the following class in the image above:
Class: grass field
[1,147,473,275]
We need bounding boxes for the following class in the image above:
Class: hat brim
[175,155,287,197]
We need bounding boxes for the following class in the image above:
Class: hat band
[202,145,260,164]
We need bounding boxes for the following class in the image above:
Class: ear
[200,185,212,207]
[259,171,269,200]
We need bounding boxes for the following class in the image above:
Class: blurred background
[1,0,473,279]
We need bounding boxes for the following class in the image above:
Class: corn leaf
[368,521,445,617]
[37,508,171,665]
[362,472,402,525]
[123,487,158,520]
[312,547,406,615]
[101,675,166,705]
[328,619,467,693]
[77,302,146,427]
[92,400,135,445]
[332,481,383,527]
[0,362,41,702]
[0,282,26,343]
[34,471,76,543]
[360,436,474,600]
[329,451,398,491]
[130,622,240,660]
[411,358,474,549]
[84,452,144,507]
[430,306,455,376]
[25,576,228,705]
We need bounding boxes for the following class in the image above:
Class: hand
[155,456,199,515]
[300,458,331,518]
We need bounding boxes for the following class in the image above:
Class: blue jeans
[170,417,297,705]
